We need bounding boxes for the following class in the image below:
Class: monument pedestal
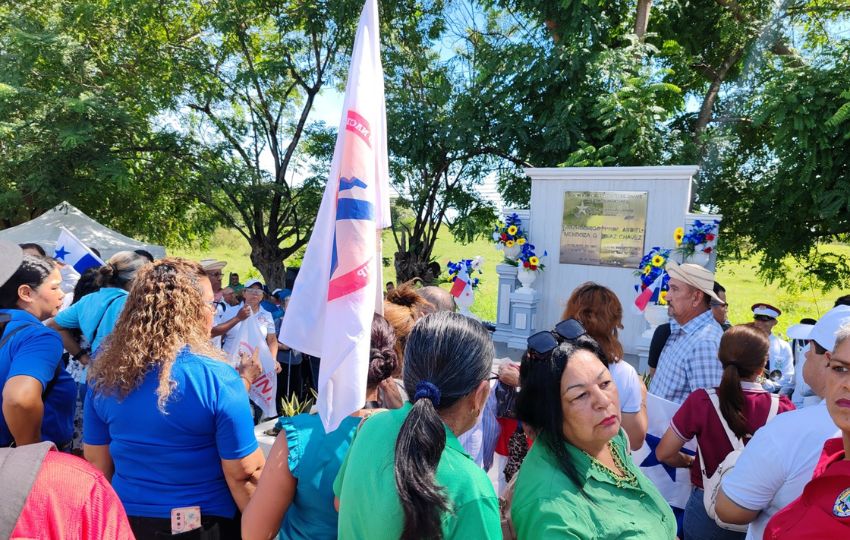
[507,288,540,351]
[492,263,518,345]
[636,335,651,375]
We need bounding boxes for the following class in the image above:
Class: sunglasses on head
[526,318,587,356]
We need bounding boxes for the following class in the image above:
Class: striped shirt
[649,309,723,404]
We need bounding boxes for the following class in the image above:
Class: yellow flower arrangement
[517,237,526,245]
[507,225,518,235]
[651,254,665,267]
[659,290,668,305]
[505,240,515,248]
[673,227,684,247]
[529,256,539,266]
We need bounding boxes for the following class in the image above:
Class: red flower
[501,233,507,240]
[530,265,537,271]
[704,247,713,253]
[523,261,530,268]
[705,233,715,241]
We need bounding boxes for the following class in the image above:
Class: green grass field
[172,228,844,339]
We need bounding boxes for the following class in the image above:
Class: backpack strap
[89,294,123,350]
[0,441,54,538]
[766,393,780,423]
[0,324,34,352]
[705,389,746,451]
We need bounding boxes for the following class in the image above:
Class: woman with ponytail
[242,314,399,540]
[333,312,501,540]
[657,324,795,540]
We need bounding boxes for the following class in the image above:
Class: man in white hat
[716,305,849,540]
[200,258,227,303]
[752,302,794,392]
[649,261,725,404]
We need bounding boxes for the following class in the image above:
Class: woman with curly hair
[83,258,264,539]
[242,314,399,540]
[563,282,648,450]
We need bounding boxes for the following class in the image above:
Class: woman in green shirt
[333,311,501,540]
[511,320,677,539]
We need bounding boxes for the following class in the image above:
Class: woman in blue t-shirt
[241,314,399,540]
[83,258,265,540]
[0,253,74,447]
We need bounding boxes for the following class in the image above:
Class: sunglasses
[754,315,776,322]
[526,318,587,356]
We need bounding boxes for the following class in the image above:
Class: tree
[0,1,218,244]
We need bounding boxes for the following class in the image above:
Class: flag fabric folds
[53,227,104,274]
[278,0,391,432]
[634,270,665,312]
[229,313,278,418]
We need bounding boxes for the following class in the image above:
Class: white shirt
[609,360,643,414]
[768,334,794,387]
[721,401,839,540]
[220,303,275,361]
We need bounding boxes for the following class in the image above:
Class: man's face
[222,288,238,306]
[207,269,223,291]
[229,273,240,286]
[753,315,778,334]
[804,340,829,397]
[666,277,700,323]
[711,290,728,325]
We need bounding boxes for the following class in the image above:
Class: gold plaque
[560,191,648,267]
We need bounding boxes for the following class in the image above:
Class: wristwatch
[72,348,91,361]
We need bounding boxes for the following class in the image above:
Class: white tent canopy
[0,201,166,261]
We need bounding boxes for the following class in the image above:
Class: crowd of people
[2,237,850,539]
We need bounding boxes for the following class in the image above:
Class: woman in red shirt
[657,324,794,540]
[764,324,850,538]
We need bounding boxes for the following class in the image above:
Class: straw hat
[200,258,227,271]
[0,240,24,288]
[665,260,723,304]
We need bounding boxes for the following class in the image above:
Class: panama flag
[53,227,104,274]
[279,0,391,432]
[632,393,696,536]
[634,270,665,312]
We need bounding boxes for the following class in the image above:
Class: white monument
[522,166,701,366]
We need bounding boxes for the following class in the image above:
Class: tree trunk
[694,47,744,144]
[394,250,439,285]
[249,238,288,290]
[634,0,652,40]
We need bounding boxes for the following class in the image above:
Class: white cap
[244,278,264,289]
[786,323,815,340]
[795,305,850,352]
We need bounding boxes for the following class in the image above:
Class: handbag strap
[90,294,123,349]
[705,389,746,451]
[0,441,54,538]
[765,392,780,423]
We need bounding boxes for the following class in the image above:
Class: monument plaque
[560,191,648,267]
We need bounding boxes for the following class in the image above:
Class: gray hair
[96,251,149,289]
[835,324,850,350]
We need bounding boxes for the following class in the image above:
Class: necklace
[583,441,639,489]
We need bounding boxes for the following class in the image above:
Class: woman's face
[20,268,65,320]
[243,286,263,308]
[560,349,621,453]
[825,339,850,433]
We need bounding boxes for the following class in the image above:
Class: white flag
[279,0,390,432]
[632,392,695,511]
[229,313,278,418]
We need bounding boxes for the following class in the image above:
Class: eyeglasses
[242,289,264,296]
[207,271,222,278]
[526,318,587,356]
[711,301,728,308]
[754,315,776,322]
[204,301,218,313]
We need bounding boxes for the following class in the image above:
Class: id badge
[171,506,202,534]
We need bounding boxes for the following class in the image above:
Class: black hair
[88,246,101,258]
[18,243,46,256]
[0,255,58,309]
[516,334,607,493]
[133,249,155,262]
[395,312,493,540]
[835,295,850,307]
[72,267,102,305]
[713,281,726,294]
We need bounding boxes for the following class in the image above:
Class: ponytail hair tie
[414,381,441,407]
